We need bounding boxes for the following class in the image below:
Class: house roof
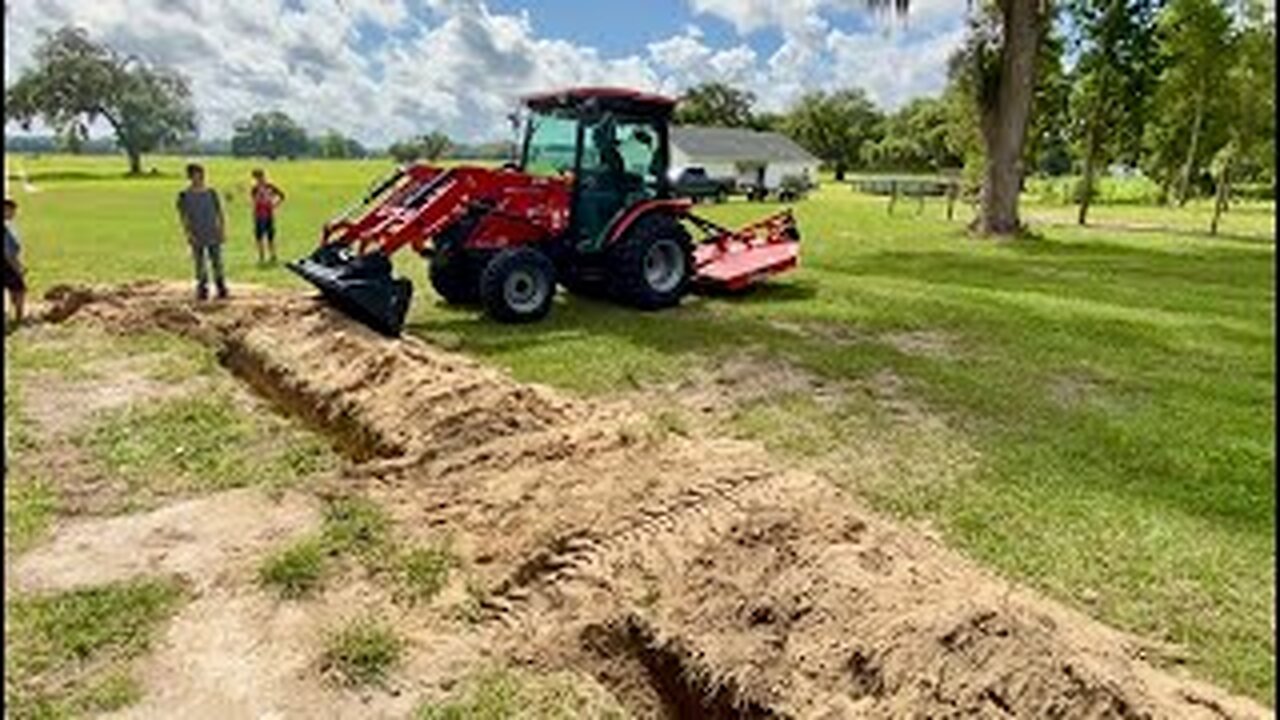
[670,126,817,164]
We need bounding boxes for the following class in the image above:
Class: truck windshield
[522,112,577,176]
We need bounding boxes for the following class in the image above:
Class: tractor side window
[523,113,577,176]
[580,116,660,188]
[616,121,660,185]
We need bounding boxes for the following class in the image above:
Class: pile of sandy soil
[22,282,1272,719]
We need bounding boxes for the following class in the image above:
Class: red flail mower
[289,87,801,336]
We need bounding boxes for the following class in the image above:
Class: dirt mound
[42,283,1272,719]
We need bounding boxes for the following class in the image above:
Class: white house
[668,126,820,190]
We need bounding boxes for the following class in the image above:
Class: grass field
[4,152,1276,703]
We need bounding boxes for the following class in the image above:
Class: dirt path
[15,281,1273,719]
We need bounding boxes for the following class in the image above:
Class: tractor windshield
[522,111,577,177]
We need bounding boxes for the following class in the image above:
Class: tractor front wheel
[479,248,557,323]
[428,252,479,305]
[609,214,694,310]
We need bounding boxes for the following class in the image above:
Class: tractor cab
[519,88,676,251]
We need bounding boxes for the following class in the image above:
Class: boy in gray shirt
[175,163,228,300]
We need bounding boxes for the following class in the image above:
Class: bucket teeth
[287,246,413,337]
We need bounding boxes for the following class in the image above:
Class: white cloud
[688,0,825,35]
[3,0,967,146]
[826,22,967,109]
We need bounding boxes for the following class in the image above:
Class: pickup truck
[670,167,734,203]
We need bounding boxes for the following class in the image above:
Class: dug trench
[22,282,1274,719]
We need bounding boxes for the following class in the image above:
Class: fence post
[946,181,957,221]
[917,185,925,215]
[888,180,898,216]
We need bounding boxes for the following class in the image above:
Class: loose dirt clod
[29,283,1273,719]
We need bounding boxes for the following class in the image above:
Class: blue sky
[4,0,971,145]
[482,0,752,53]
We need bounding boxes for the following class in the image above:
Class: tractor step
[287,245,413,337]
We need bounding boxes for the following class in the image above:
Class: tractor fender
[604,198,693,245]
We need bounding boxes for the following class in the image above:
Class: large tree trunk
[1176,87,1205,207]
[977,0,1043,237]
[126,148,142,176]
[1077,114,1100,226]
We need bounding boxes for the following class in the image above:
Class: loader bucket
[287,244,413,337]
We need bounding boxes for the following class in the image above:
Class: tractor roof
[522,87,677,117]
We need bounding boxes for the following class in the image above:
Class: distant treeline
[3,133,512,161]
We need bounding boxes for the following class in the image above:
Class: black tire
[428,252,478,304]
[479,248,556,323]
[608,213,694,310]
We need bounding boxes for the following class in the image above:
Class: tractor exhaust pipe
[287,244,413,337]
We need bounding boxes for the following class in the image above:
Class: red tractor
[289,87,801,336]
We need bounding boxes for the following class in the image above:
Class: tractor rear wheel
[428,252,479,304]
[609,214,694,310]
[479,248,557,323]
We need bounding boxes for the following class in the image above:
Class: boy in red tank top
[250,168,285,264]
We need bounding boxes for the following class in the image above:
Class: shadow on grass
[21,170,175,183]
[836,237,1274,325]
[694,278,819,303]
[1029,217,1276,246]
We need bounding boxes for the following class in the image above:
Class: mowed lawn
[6,153,1276,703]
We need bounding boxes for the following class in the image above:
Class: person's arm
[213,191,227,242]
[4,234,23,274]
[176,193,195,244]
[272,183,286,207]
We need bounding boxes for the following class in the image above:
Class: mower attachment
[688,209,800,292]
[287,244,413,337]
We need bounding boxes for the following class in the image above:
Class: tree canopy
[862,97,963,173]
[784,89,882,180]
[230,111,310,159]
[5,26,196,174]
[1143,0,1235,204]
[387,131,453,164]
[1066,0,1160,222]
[314,129,367,159]
[673,82,756,128]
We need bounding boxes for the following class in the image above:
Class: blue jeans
[191,242,226,298]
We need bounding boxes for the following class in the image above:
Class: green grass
[416,668,628,720]
[261,496,455,603]
[394,545,455,606]
[4,577,185,719]
[258,537,328,599]
[318,617,404,689]
[8,154,1275,703]
[4,325,217,383]
[320,494,392,562]
[78,393,335,506]
[5,475,59,553]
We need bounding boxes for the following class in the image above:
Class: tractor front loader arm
[288,165,570,337]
